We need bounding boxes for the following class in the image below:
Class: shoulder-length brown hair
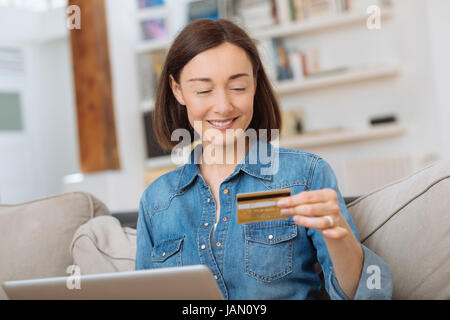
[152,18,282,150]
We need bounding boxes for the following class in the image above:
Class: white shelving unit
[250,7,394,40]
[140,98,155,113]
[135,5,394,54]
[134,0,172,54]
[274,64,400,95]
[136,38,171,54]
[136,5,168,20]
[279,123,406,149]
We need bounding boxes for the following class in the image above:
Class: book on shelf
[138,53,153,102]
[137,0,165,9]
[151,51,165,91]
[143,111,172,159]
[281,109,304,137]
[287,51,306,81]
[271,38,294,81]
[289,0,351,22]
[140,17,168,41]
[235,0,277,31]
[270,39,357,83]
[188,0,220,22]
[138,51,166,102]
[272,39,323,81]
[236,0,354,29]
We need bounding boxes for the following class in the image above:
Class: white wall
[0,7,79,204]
[24,39,79,198]
[425,0,450,160]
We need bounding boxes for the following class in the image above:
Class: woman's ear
[169,74,186,106]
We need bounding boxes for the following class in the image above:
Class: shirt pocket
[244,221,298,282]
[151,236,184,268]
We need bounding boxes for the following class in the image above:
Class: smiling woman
[152,18,281,152]
[169,43,256,148]
[136,18,393,301]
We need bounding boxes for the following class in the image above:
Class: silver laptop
[2,265,224,300]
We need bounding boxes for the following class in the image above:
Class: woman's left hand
[277,188,349,240]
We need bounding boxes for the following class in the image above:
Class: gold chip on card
[236,189,291,224]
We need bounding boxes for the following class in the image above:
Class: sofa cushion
[0,192,109,300]
[347,161,450,299]
[70,216,136,275]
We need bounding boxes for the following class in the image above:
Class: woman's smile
[206,117,239,130]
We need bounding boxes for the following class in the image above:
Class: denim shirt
[135,141,393,300]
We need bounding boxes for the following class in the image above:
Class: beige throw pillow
[70,216,136,275]
[0,192,109,300]
[347,161,450,299]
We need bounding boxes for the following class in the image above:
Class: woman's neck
[199,139,249,180]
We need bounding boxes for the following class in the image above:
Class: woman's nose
[212,89,233,114]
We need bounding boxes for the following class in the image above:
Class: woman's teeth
[209,119,234,127]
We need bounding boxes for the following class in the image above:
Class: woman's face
[170,42,257,148]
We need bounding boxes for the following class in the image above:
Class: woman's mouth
[207,117,238,130]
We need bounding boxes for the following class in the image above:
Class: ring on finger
[324,215,334,227]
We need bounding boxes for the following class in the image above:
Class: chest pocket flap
[152,236,184,263]
[245,222,298,245]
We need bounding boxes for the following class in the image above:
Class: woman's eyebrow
[187,73,250,83]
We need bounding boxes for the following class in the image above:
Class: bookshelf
[136,4,168,21]
[279,123,406,149]
[136,38,171,53]
[250,6,394,39]
[273,64,400,95]
[135,4,394,54]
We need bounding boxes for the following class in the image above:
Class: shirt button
[214,275,218,280]
[162,252,166,257]
[222,217,228,222]
[204,222,209,227]
[223,189,229,194]
[268,234,274,240]
[201,244,206,250]
[207,198,211,203]
[216,242,222,247]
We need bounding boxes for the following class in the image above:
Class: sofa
[1,160,449,300]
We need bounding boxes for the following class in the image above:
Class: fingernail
[277,199,287,206]
[280,208,290,214]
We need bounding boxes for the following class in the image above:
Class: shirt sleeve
[135,196,154,270]
[306,157,393,300]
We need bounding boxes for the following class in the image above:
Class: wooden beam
[68,0,120,172]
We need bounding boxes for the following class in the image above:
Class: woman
[135,18,392,300]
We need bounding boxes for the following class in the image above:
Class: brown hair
[152,18,282,150]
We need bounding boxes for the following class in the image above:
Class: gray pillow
[347,161,450,299]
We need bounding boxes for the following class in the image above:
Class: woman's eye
[232,88,246,91]
[197,90,211,95]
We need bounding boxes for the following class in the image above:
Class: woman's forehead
[181,43,253,82]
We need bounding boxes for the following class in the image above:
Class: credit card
[236,189,291,224]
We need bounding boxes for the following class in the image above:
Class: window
[0,92,23,131]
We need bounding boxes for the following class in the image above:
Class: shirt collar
[177,140,276,191]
